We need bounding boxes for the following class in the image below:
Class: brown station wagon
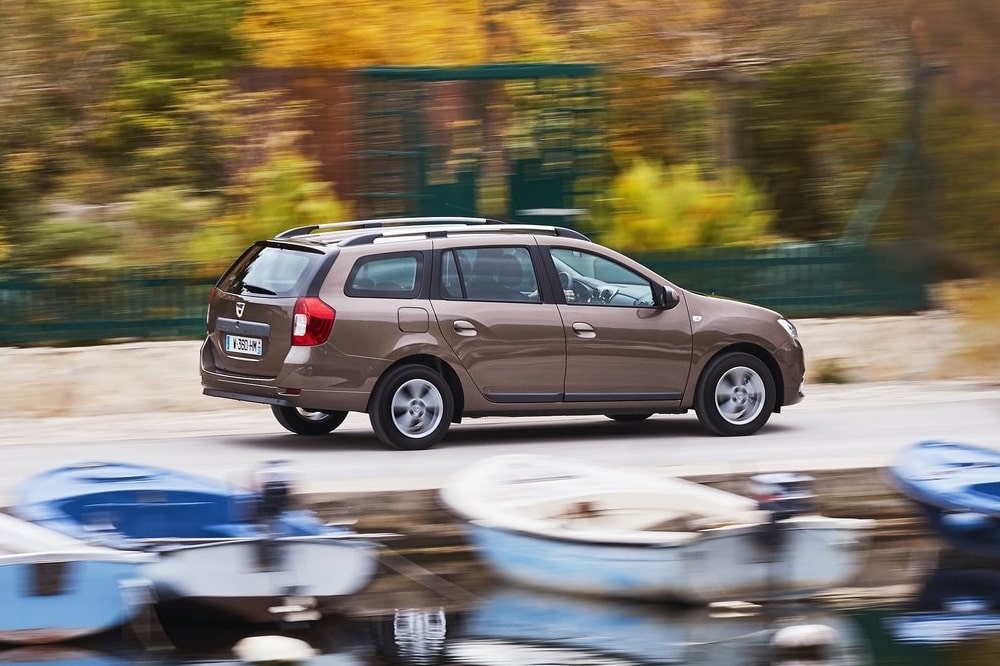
[200,217,805,450]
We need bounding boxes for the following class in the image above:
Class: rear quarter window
[345,252,423,298]
[217,245,321,297]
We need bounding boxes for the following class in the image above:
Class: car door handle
[453,320,477,336]
[571,322,596,339]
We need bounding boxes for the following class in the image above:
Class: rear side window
[218,245,320,297]
[346,252,422,298]
[440,246,540,303]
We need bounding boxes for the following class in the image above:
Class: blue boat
[0,511,153,645]
[12,461,388,625]
[887,440,1000,558]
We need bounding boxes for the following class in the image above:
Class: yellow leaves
[603,159,776,251]
[237,0,487,67]
[484,6,567,61]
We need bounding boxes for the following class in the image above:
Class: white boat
[0,511,153,645]
[438,454,876,603]
[13,461,392,625]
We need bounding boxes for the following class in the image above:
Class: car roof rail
[338,223,590,247]
[274,217,498,239]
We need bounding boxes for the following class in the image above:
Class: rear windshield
[217,245,322,297]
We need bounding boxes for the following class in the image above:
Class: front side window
[440,246,540,303]
[346,253,422,298]
[550,248,655,307]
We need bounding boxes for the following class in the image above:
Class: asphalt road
[1,380,998,505]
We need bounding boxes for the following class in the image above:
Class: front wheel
[694,352,775,436]
[369,365,454,451]
[271,406,347,435]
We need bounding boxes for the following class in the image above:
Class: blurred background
[1,0,998,348]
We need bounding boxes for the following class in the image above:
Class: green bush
[599,160,776,251]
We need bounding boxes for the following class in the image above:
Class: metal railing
[0,241,928,346]
[0,266,215,346]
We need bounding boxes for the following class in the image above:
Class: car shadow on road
[224,413,725,452]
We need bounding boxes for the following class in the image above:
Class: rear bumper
[199,340,371,412]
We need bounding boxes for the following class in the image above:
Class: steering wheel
[558,271,572,291]
[598,286,619,303]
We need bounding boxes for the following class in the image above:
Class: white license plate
[224,334,263,356]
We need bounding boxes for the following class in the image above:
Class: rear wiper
[240,283,277,295]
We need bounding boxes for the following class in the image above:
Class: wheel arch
[693,343,785,413]
[368,354,465,423]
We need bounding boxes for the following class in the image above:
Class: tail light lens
[292,297,335,346]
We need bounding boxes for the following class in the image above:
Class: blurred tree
[236,0,567,66]
[922,100,1000,275]
[187,143,350,272]
[0,0,340,268]
[737,53,900,240]
[108,0,250,81]
[0,0,117,238]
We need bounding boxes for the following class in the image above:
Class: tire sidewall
[271,405,347,435]
[370,365,454,450]
[695,351,775,436]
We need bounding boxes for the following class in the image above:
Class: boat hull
[146,538,379,623]
[887,440,1000,558]
[441,454,874,603]
[466,516,871,603]
[0,554,148,645]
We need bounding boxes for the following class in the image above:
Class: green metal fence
[0,241,928,347]
[634,240,929,317]
[0,266,215,346]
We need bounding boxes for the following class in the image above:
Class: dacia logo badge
[235,302,245,318]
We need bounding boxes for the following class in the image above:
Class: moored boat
[439,454,876,603]
[886,440,1000,558]
[12,461,391,625]
[0,511,153,645]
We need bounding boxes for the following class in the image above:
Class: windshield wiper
[240,283,277,295]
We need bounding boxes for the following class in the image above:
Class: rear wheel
[695,352,775,436]
[271,406,347,435]
[370,365,454,451]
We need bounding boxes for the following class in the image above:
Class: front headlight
[777,317,798,341]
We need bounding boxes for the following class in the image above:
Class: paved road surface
[1,380,997,505]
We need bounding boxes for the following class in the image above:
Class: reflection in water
[16,577,1000,665]
[391,608,448,666]
[0,645,131,666]
[442,586,870,666]
[889,560,1000,645]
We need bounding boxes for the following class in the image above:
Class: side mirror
[654,284,680,310]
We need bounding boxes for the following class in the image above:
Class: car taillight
[292,297,335,346]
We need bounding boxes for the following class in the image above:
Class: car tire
[694,351,775,436]
[369,365,454,451]
[271,406,348,435]
[606,413,653,423]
